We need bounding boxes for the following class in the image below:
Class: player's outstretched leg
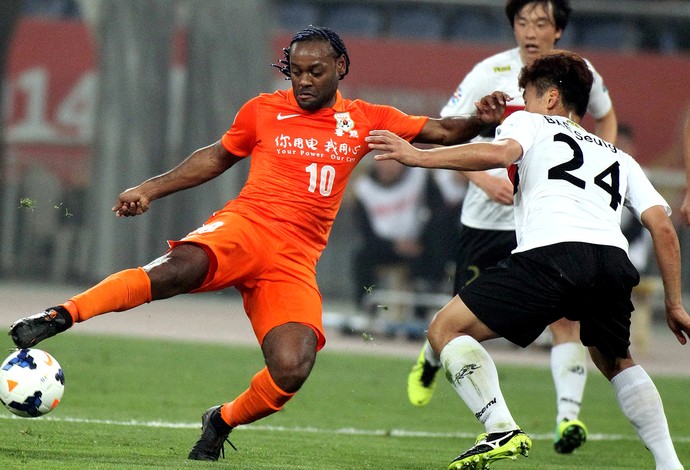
[554,418,588,454]
[9,267,154,349]
[188,405,236,461]
[9,306,74,348]
[448,429,532,470]
[407,340,441,406]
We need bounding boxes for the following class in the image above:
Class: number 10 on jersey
[306,163,336,196]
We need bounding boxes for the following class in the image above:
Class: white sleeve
[585,60,613,120]
[624,158,671,220]
[494,111,537,162]
[440,63,493,117]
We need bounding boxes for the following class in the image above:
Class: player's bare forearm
[415,91,511,146]
[435,114,488,146]
[367,131,519,171]
[647,211,682,305]
[653,235,689,345]
[422,142,513,170]
[153,142,239,196]
[594,108,617,144]
[643,206,690,343]
[113,141,240,217]
[463,171,514,205]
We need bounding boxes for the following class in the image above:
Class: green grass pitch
[0,333,688,469]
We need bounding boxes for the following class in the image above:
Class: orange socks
[220,367,294,428]
[62,267,152,323]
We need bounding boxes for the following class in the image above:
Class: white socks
[612,365,683,470]
[550,342,587,423]
[440,335,517,433]
[439,336,682,469]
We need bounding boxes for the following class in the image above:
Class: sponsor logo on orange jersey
[334,112,356,137]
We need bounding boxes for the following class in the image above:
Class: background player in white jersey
[368,50,688,470]
[407,0,617,454]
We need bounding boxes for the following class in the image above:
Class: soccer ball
[0,348,65,417]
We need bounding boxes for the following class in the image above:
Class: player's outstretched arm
[367,130,520,172]
[113,141,242,217]
[415,91,512,146]
[642,205,690,344]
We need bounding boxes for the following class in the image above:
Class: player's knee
[268,352,315,393]
[549,318,580,343]
[589,344,632,380]
[262,323,318,392]
[427,319,448,357]
[145,245,209,299]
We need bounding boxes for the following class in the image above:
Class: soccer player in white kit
[368,50,688,470]
[407,0,617,455]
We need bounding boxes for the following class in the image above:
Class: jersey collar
[286,89,346,112]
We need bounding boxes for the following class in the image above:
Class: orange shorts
[168,210,325,350]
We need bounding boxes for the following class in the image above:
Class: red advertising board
[4,20,690,192]
[5,19,95,187]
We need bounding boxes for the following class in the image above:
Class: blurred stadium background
[1,0,689,327]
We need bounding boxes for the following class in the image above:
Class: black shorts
[459,242,640,358]
[453,225,517,294]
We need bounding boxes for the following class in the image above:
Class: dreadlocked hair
[271,26,350,80]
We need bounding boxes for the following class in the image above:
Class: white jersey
[440,47,613,230]
[354,167,430,241]
[494,111,670,254]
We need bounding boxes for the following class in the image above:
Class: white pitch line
[1,414,689,444]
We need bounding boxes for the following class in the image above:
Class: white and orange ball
[0,348,65,417]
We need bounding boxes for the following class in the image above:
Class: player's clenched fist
[474,91,512,125]
[112,187,151,217]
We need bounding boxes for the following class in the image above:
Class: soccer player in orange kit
[9,26,509,461]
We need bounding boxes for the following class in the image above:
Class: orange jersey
[220,89,428,261]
